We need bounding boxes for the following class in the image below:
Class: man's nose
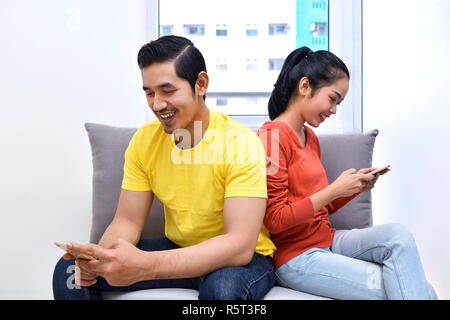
[152,94,167,112]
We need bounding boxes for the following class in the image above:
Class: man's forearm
[98,217,141,248]
[141,233,253,280]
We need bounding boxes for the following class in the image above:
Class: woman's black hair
[137,35,207,99]
[268,46,350,120]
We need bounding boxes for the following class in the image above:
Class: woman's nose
[330,105,337,114]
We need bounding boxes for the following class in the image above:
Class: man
[52,35,276,300]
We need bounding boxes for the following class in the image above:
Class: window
[215,59,228,71]
[160,25,174,36]
[269,23,290,35]
[310,22,327,36]
[183,24,205,36]
[268,58,285,71]
[150,0,362,133]
[216,98,228,106]
[216,24,227,36]
[312,0,327,9]
[246,59,258,71]
[246,24,258,36]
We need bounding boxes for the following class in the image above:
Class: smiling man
[52,35,276,300]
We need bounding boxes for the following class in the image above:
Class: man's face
[142,61,199,134]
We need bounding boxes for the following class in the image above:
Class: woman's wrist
[310,184,340,212]
[326,183,342,201]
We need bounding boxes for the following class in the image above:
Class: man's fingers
[62,252,75,260]
[68,242,109,260]
[78,278,97,287]
[76,256,105,275]
[75,260,98,277]
[78,270,97,282]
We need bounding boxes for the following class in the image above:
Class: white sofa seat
[102,285,330,300]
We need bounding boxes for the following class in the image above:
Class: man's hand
[66,239,149,287]
[62,248,98,287]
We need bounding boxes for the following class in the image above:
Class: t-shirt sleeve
[121,129,151,191]
[223,130,267,199]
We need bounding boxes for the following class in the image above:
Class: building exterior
[159,0,328,115]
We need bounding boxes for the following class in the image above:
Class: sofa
[84,121,379,300]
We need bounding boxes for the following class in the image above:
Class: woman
[257,47,437,300]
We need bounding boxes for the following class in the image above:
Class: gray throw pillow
[85,123,165,244]
[318,129,379,230]
[85,122,378,244]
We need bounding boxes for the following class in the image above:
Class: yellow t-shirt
[121,110,276,257]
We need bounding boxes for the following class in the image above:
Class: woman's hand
[330,168,375,197]
[357,167,390,192]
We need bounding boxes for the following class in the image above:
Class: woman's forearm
[309,184,340,212]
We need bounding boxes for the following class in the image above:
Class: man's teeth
[161,112,175,119]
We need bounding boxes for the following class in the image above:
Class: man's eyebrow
[142,83,176,91]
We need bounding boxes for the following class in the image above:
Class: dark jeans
[53,237,275,300]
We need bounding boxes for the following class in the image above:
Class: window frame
[146,0,362,133]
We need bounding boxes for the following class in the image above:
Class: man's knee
[198,264,275,300]
[198,268,250,300]
[52,257,85,299]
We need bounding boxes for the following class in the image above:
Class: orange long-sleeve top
[258,121,358,269]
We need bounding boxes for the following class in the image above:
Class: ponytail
[268,47,312,120]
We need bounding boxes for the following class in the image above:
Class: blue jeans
[276,223,437,300]
[53,237,275,300]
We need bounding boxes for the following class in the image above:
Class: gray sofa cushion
[85,122,378,244]
[318,129,379,229]
[85,123,163,244]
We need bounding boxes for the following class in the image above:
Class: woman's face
[301,77,349,128]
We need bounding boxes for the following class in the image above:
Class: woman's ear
[297,76,311,97]
[195,71,209,98]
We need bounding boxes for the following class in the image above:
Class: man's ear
[195,71,209,98]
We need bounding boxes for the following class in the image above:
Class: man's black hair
[137,35,207,99]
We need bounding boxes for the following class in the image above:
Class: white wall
[0,0,149,299]
[363,0,450,299]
